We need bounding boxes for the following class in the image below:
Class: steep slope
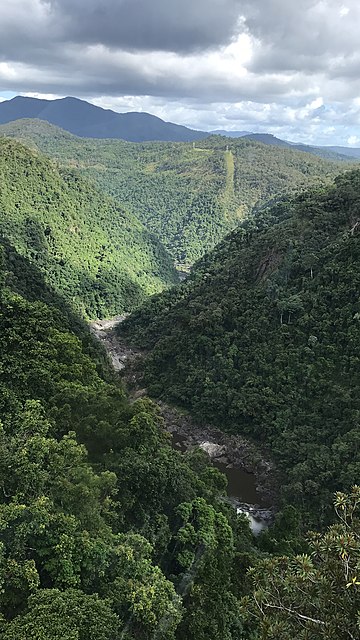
[120,171,360,523]
[0,120,349,266]
[0,238,257,640]
[212,130,352,161]
[0,95,208,142]
[0,138,177,318]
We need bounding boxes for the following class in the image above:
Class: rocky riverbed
[90,316,141,372]
[160,402,276,531]
[90,316,277,530]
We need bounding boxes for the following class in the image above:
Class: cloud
[348,135,360,145]
[0,0,242,56]
[57,0,243,52]
[0,0,360,144]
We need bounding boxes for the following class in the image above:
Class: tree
[174,498,243,640]
[243,487,360,639]
[1,589,121,640]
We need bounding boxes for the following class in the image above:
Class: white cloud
[347,135,360,145]
[1,0,360,144]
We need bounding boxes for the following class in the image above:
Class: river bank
[90,316,277,531]
[158,402,276,507]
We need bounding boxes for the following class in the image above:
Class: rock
[132,388,147,399]
[199,441,226,458]
[89,320,277,509]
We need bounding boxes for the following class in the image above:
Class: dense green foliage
[0,241,257,639]
[120,171,360,525]
[240,132,353,162]
[0,138,177,319]
[1,149,359,636]
[244,487,360,639]
[0,119,347,265]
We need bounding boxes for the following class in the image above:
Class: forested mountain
[0,120,349,266]
[0,132,359,639]
[0,96,208,142]
[1,220,358,640]
[119,171,360,525]
[212,132,352,162]
[242,134,351,161]
[207,130,352,161]
[211,129,249,137]
[0,235,261,639]
[0,138,177,318]
[322,145,360,158]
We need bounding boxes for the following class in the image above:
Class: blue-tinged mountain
[212,131,354,161]
[0,96,208,142]
[320,145,360,159]
[241,133,352,161]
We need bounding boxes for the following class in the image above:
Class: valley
[119,170,360,525]
[0,118,350,267]
[1,0,360,631]
[90,315,275,531]
[0,117,359,639]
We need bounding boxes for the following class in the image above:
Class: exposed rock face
[90,316,141,372]
[236,504,274,535]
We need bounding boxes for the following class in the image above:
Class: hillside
[0,95,208,142]
[0,119,349,266]
[322,145,360,159]
[0,138,177,318]
[0,235,262,640]
[0,138,359,640]
[242,134,351,161]
[208,130,352,162]
[119,171,360,523]
[4,227,358,640]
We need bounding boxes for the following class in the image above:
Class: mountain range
[1,96,360,159]
[0,96,208,142]
[0,94,359,639]
[0,118,346,267]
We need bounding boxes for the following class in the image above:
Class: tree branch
[264,602,326,626]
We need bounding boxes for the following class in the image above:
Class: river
[172,434,272,534]
[91,317,273,534]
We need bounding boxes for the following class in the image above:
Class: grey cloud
[0,0,242,66]
[1,0,360,145]
[0,45,312,105]
[1,0,359,99]
[47,0,243,53]
[243,0,360,74]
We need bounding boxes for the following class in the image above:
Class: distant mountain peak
[0,95,208,143]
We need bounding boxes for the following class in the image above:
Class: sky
[0,0,360,145]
